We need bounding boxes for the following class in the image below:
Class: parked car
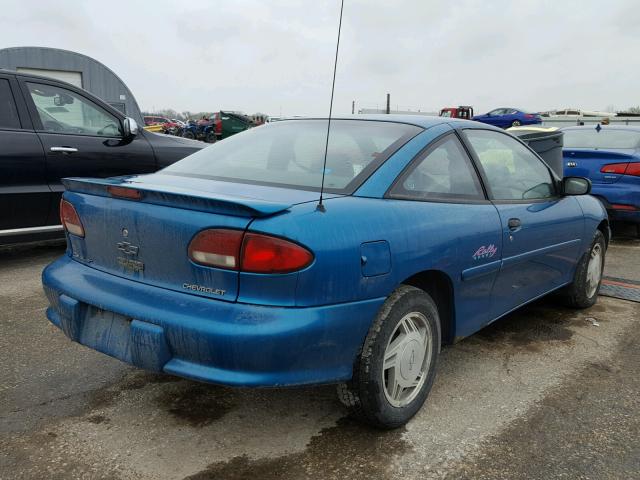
[43,116,607,428]
[144,115,181,135]
[562,125,640,230]
[544,108,615,118]
[0,69,204,244]
[439,105,474,120]
[473,108,542,128]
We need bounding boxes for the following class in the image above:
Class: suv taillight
[188,229,313,274]
[601,162,640,176]
[60,199,84,237]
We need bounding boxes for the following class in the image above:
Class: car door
[18,77,157,225]
[386,132,503,337]
[484,109,505,127]
[501,109,518,128]
[462,128,584,318]
[0,73,50,231]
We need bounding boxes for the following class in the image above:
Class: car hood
[144,131,204,148]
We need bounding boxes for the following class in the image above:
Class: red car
[144,116,180,134]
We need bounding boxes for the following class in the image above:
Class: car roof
[279,114,485,130]
[561,125,640,132]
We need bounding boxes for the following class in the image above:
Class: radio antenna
[317,0,345,212]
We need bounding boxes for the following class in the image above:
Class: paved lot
[1,231,639,480]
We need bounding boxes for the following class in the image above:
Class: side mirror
[562,176,591,196]
[123,117,139,138]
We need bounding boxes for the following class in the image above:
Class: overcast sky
[1,0,638,116]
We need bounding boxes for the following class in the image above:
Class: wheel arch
[597,218,611,247]
[401,269,456,345]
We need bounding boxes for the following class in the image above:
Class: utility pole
[386,93,390,114]
[352,100,355,114]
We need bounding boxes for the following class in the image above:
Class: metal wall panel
[0,47,143,123]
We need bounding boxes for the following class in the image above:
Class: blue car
[43,116,607,428]
[562,125,640,230]
[473,107,542,129]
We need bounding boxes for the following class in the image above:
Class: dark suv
[0,69,204,244]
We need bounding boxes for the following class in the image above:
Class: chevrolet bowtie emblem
[116,241,139,256]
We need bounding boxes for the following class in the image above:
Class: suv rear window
[563,129,640,149]
[162,119,422,193]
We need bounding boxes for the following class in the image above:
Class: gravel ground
[1,231,638,480]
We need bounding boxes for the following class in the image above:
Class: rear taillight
[107,185,142,200]
[525,114,535,119]
[626,162,640,176]
[188,229,313,274]
[611,204,637,211]
[241,233,314,273]
[600,163,628,174]
[600,162,640,176]
[188,229,243,269]
[60,199,84,237]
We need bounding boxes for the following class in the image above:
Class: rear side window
[389,134,484,201]
[464,129,555,201]
[163,119,422,193]
[0,79,21,129]
[562,129,640,149]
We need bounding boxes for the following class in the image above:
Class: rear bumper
[607,208,640,224]
[591,185,640,224]
[42,256,384,387]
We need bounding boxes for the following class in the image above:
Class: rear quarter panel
[244,196,503,340]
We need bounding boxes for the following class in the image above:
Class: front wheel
[337,285,441,429]
[511,119,522,127]
[183,131,195,140]
[560,230,606,308]
[205,132,217,143]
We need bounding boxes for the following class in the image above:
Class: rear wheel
[205,132,217,143]
[511,119,522,127]
[561,230,606,308]
[337,285,440,429]
[183,131,195,140]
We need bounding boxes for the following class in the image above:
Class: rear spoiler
[61,177,292,218]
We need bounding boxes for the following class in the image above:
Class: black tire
[511,120,522,127]
[560,230,606,308]
[337,285,441,429]
[205,132,217,143]
[183,131,195,140]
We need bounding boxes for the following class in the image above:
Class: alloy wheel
[382,312,432,407]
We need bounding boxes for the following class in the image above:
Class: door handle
[50,147,78,153]
[508,218,522,230]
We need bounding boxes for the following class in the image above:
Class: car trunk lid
[62,175,335,302]
[562,148,637,184]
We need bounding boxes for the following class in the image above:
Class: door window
[26,82,122,137]
[0,79,21,129]
[464,129,555,201]
[389,134,484,201]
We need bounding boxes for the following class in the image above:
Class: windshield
[563,129,640,149]
[162,119,422,193]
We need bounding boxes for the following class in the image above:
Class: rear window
[162,119,422,193]
[563,129,640,149]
